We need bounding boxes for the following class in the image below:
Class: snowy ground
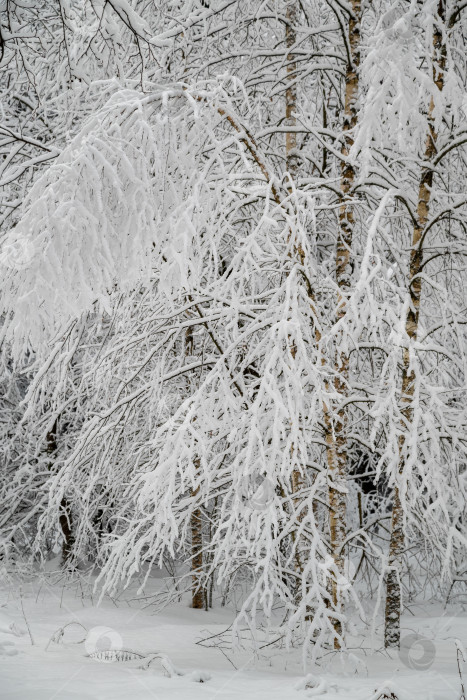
[0,570,465,700]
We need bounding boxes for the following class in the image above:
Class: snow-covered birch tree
[0,0,466,667]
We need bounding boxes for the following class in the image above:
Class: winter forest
[0,1,466,698]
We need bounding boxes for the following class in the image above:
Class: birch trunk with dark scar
[185,324,205,609]
[327,0,361,648]
[285,0,307,585]
[46,419,74,566]
[384,0,447,649]
[285,1,298,184]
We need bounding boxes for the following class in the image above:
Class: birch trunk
[285,1,298,183]
[326,0,361,648]
[384,0,447,648]
[285,0,307,583]
[191,480,205,610]
[185,324,205,609]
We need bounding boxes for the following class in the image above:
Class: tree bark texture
[384,0,447,648]
[185,324,205,609]
[326,0,361,649]
[285,0,307,583]
[191,485,205,610]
